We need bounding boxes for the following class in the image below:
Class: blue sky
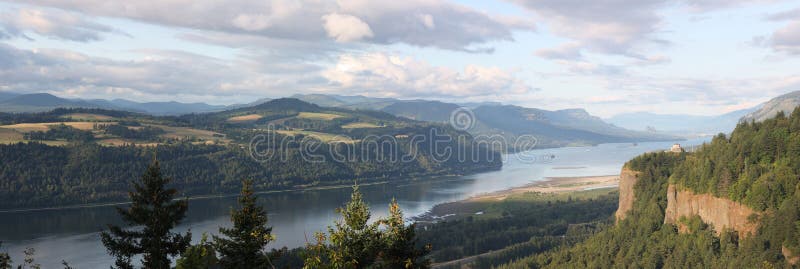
[1,0,800,117]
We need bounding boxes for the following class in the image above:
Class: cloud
[764,8,800,55]
[0,8,118,42]
[0,42,324,101]
[683,0,778,12]
[321,13,374,42]
[13,0,533,52]
[322,52,535,98]
[0,43,536,103]
[771,21,800,54]
[534,42,582,60]
[507,0,668,58]
[554,59,625,76]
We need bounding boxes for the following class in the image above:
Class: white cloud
[534,42,582,60]
[418,14,435,29]
[321,13,374,42]
[322,52,534,98]
[0,8,119,41]
[765,8,800,55]
[507,0,667,58]
[13,0,532,52]
[0,43,536,103]
[0,43,323,99]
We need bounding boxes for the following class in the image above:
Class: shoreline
[465,174,619,202]
[414,174,620,222]
[0,166,502,213]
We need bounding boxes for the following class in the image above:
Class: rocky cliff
[663,184,759,238]
[614,168,639,223]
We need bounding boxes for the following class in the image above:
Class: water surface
[0,139,708,268]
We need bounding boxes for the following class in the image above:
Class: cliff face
[614,168,639,223]
[663,184,758,238]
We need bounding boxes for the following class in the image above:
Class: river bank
[414,174,620,222]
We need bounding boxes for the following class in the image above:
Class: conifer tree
[176,233,218,269]
[378,199,430,269]
[304,185,381,269]
[101,160,191,269]
[214,180,273,269]
[0,242,10,269]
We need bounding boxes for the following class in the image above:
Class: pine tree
[0,242,10,269]
[214,180,274,269]
[176,233,218,269]
[377,199,430,269]
[326,185,381,268]
[101,160,191,269]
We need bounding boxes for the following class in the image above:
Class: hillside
[501,109,800,268]
[0,92,674,147]
[0,99,501,209]
[0,93,110,112]
[381,100,676,149]
[741,90,800,123]
[0,92,258,115]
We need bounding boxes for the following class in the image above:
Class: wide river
[0,139,708,268]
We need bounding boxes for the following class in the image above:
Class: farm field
[62,113,114,121]
[227,114,263,123]
[341,122,383,129]
[296,112,343,120]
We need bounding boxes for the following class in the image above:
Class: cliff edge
[614,168,639,223]
[663,184,759,238]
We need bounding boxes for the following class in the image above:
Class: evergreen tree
[101,160,191,269]
[304,185,381,269]
[0,242,10,269]
[176,234,218,269]
[214,180,274,269]
[377,199,430,269]
[328,185,381,268]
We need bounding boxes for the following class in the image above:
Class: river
[0,139,708,268]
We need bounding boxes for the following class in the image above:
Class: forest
[0,101,502,209]
[497,108,800,268]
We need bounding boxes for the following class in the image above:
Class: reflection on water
[0,139,708,268]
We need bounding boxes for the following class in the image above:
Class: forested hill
[501,108,800,268]
[0,100,501,209]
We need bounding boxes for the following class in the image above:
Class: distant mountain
[291,94,398,110]
[382,100,460,122]
[0,92,679,147]
[741,90,800,122]
[608,107,756,137]
[0,92,236,115]
[0,93,110,112]
[107,99,228,115]
[471,105,676,148]
[379,99,676,148]
[0,91,19,102]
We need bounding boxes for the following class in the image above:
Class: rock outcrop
[782,246,799,266]
[614,168,639,223]
[663,184,759,238]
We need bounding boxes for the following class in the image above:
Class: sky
[1,0,800,117]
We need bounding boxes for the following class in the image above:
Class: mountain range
[740,90,800,122]
[607,107,757,137]
[0,91,721,148]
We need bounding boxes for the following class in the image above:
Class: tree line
[500,109,800,269]
[1,161,431,269]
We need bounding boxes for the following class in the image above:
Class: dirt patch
[227,114,263,123]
